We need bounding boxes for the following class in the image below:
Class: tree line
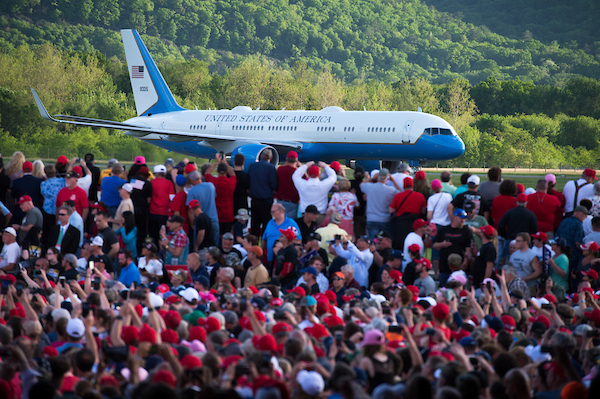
[0,44,599,169]
[1,0,599,85]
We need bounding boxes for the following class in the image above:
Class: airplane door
[403,120,414,143]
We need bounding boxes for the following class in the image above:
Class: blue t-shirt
[187,183,220,245]
[40,177,65,215]
[118,262,141,288]
[262,217,302,261]
[101,176,127,207]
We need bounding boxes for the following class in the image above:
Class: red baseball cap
[271,298,283,307]
[582,269,599,281]
[286,151,298,159]
[415,258,432,270]
[501,315,516,331]
[184,163,196,174]
[72,166,82,177]
[584,309,600,325]
[406,285,420,299]
[279,227,296,242]
[323,316,344,328]
[480,225,496,238]
[189,199,200,208]
[414,171,426,180]
[16,195,32,205]
[308,165,320,177]
[432,303,449,320]
[160,329,179,344]
[272,322,293,335]
[403,176,413,188]
[252,334,277,352]
[580,242,600,252]
[57,155,68,165]
[517,193,528,203]
[180,354,203,370]
[330,161,341,172]
[188,326,206,342]
[584,168,598,180]
[22,161,33,172]
[152,370,176,388]
[288,286,306,297]
[408,243,421,253]
[412,218,429,230]
[389,269,403,283]
[543,294,557,304]
[531,232,548,242]
[305,323,329,340]
[529,315,551,328]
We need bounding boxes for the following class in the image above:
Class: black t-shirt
[195,213,214,249]
[369,247,392,286]
[275,244,298,287]
[472,241,497,287]
[63,268,79,281]
[350,179,366,217]
[99,227,119,256]
[453,191,491,216]
[434,225,473,274]
[129,176,152,211]
[234,170,250,212]
[233,220,250,241]
[403,261,417,286]
[295,218,317,243]
[87,163,101,202]
[0,171,10,204]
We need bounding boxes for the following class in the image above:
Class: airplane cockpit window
[423,127,453,136]
[440,128,452,135]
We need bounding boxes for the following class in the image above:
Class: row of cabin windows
[424,128,453,136]
[317,126,335,132]
[190,125,207,130]
[231,125,300,131]
[367,127,396,133]
[344,127,355,132]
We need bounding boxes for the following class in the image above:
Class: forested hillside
[424,0,600,50]
[0,0,599,169]
[1,0,599,85]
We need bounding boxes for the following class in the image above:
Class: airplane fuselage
[125,107,465,162]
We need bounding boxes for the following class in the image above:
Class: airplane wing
[31,89,302,149]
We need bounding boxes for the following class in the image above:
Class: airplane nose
[452,135,466,158]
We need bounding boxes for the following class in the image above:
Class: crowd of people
[0,149,599,399]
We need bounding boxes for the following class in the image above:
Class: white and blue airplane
[32,29,464,171]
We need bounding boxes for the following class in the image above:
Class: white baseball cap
[3,227,17,237]
[467,175,480,185]
[154,165,167,173]
[180,287,200,303]
[66,318,85,339]
[297,370,325,396]
[90,236,104,247]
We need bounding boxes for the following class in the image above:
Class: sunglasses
[332,277,344,281]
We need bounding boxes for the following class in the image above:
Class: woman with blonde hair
[32,160,47,180]
[5,151,25,182]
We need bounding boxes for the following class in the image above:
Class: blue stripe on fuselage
[143,134,464,162]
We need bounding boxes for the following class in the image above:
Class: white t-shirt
[387,172,411,190]
[563,178,594,213]
[402,232,424,271]
[77,174,93,195]
[138,256,163,283]
[0,242,21,269]
[427,192,453,226]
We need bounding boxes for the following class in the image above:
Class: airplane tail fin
[121,29,185,116]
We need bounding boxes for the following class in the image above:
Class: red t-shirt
[169,191,189,235]
[204,174,237,223]
[390,190,426,217]
[149,177,175,216]
[526,192,562,233]
[275,164,300,202]
[491,195,516,226]
[56,186,88,216]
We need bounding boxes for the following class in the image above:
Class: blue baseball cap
[459,337,477,347]
[300,266,318,276]
[453,209,467,218]
[306,295,317,306]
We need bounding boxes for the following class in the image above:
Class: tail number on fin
[140,87,149,92]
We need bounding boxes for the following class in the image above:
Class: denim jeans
[366,221,392,239]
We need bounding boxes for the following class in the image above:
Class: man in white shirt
[292,161,337,217]
[563,168,597,215]
[510,232,542,295]
[109,183,135,230]
[0,227,20,271]
[333,235,374,288]
[72,159,93,196]
[360,168,400,239]
[387,163,412,191]
[403,218,430,271]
